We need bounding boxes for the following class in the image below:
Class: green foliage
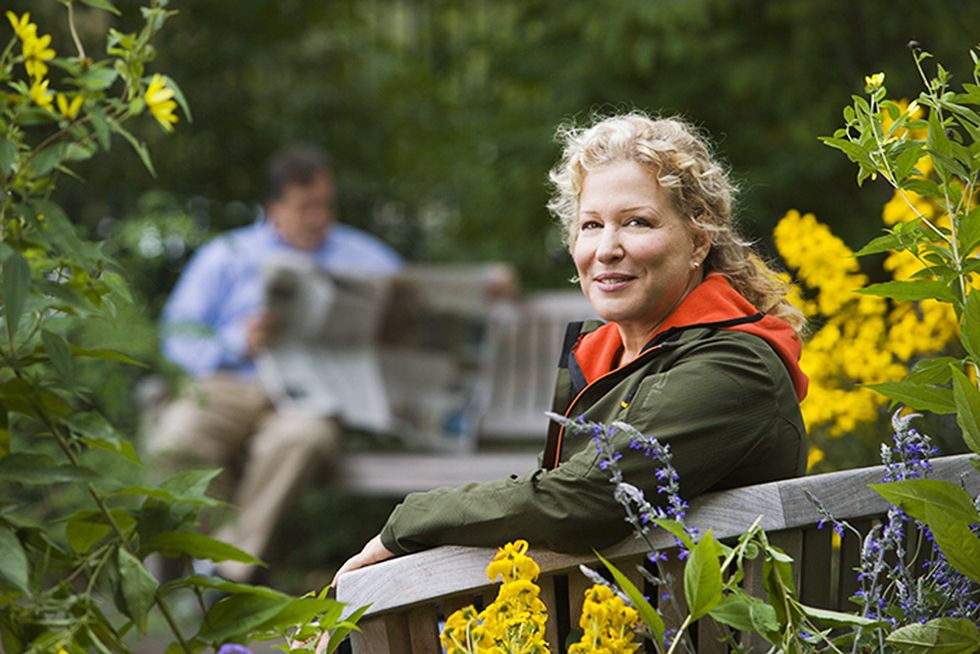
[886,618,980,654]
[823,42,980,642]
[0,2,356,652]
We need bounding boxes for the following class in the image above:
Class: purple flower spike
[217,645,253,654]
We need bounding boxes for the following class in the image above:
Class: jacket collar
[572,274,808,400]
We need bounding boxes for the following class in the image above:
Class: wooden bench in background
[335,454,977,653]
[329,266,596,495]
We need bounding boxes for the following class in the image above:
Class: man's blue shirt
[161,220,403,378]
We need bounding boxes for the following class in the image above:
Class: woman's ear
[691,225,712,266]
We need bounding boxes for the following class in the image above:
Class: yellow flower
[865,72,885,89]
[806,447,825,471]
[23,31,56,81]
[569,584,641,654]
[29,77,54,111]
[56,93,83,120]
[6,11,37,41]
[145,73,179,132]
[486,538,540,583]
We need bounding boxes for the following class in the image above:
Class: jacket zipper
[544,344,664,470]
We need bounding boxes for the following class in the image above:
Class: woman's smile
[573,159,709,353]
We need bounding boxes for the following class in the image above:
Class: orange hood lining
[573,274,808,401]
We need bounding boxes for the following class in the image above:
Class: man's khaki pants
[147,374,341,582]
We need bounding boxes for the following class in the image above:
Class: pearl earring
[569,274,581,284]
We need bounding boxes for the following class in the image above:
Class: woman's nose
[595,225,624,262]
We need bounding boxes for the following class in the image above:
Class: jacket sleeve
[379,332,805,556]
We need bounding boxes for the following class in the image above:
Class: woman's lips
[593,272,636,291]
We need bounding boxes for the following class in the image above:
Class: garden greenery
[0,2,359,652]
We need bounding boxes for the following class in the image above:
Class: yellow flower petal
[144,74,179,132]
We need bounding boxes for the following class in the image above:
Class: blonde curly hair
[547,112,805,336]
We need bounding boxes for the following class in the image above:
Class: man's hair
[265,145,335,203]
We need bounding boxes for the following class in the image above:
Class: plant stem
[665,615,692,654]
[155,593,194,653]
[66,0,87,60]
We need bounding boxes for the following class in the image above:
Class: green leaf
[0,140,16,175]
[66,515,111,555]
[28,143,67,177]
[950,366,980,456]
[907,357,959,385]
[67,412,142,464]
[856,232,905,256]
[88,107,111,149]
[871,479,979,524]
[597,552,665,641]
[651,518,695,551]
[0,453,100,484]
[797,603,881,628]
[41,330,74,382]
[708,593,754,632]
[957,208,980,256]
[159,468,223,499]
[3,252,30,339]
[68,346,146,367]
[107,485,223,508]
[107,117,156,177]
[0,525,29,594]
[80,0,121,14]
[160,574,286,600]
[863,380,956,414]
[819,136,874,167]
[100,271,133,304]
[198,594,291,643]
[684,530,723,620]
[162,75,193,123]
[961,293,980,361]
[856,280,956,303]
[116,547,158,630]
[902,178,943,197]
[871,479,980,582]
[31,199,89,261]
[886,617,980,654]
[145,531,263,565]
[326,604,370,653]
[254,596,341,633]
[923,502,980,583]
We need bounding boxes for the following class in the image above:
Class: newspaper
[255,253,394,433]
[256,257,513,450]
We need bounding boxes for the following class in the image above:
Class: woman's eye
[627,217,652,227]
[580,220,601,230]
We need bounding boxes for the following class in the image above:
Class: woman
[335,112,808,578]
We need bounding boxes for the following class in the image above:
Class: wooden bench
[335,454,977,653]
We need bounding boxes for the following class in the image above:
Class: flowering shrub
[810,412,978,630]
[0,3,359,652]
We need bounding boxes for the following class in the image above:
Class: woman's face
[573,160,708,335]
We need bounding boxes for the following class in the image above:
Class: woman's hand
[331,534,395,587]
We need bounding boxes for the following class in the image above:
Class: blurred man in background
[148,145,402,582]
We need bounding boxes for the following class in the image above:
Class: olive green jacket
[380,276,807,555]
